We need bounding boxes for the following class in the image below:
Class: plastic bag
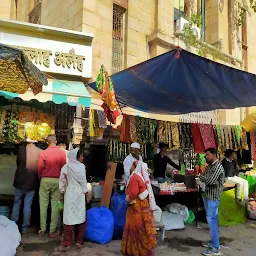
[57,200,64,212]
[166,203,189,222]
[185,210,195,224]
[0,215,21,256]
[162,211,185,230]
[85,206,114,244]
[110,192,127,238]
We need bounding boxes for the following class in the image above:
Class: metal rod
[202,0,206,42]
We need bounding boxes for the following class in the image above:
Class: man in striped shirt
[200,148,225,256]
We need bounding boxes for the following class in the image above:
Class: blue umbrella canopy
[89,49,256,115]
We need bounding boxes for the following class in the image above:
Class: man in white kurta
[59,148,88,251]
[123,143,143,182]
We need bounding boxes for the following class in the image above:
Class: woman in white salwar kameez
[58,148,88,251]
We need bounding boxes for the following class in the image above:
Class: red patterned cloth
[198,124,217,150]
[250,132,256,161]
[119,114,132,143]
[101,103,120,125]
[191,123,205,153]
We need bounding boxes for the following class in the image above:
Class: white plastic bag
[162,211,185,230]
[166,203,189,222]
[0,215,21,256]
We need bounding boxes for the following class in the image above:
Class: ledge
[147,30,176,50]
[174,32,243,68]
[0,19,94,41]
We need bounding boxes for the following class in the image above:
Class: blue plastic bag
[110,192,127,238]
[85,206,114,244]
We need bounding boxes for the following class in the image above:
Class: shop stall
[0,20,94,226]
[0,42,49,218]
[88,48,256,227]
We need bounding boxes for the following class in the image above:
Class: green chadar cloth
[219,188,247,226]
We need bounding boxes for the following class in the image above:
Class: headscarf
[127,161,156,211]
[123,153,143,180]
[59,148,87,193]
[67,148,84,172]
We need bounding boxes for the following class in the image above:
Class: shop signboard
[0,31,92,78]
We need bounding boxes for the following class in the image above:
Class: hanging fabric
[129,116,137,142]
[241,127,249,150]
[250,131,256,161]
[179,123,193,149]
[119,114,132,143]
[97,110,107,129]
[191,123,204,153]
[95,65,120,124]
[0,109,6,142]
[170,122,180,149]
[198,124,217,150]
[89,109,95,137]
[215,125,223,149]
[242,132,252,164]
[233,125,242,148]
[2,110,11,139]
[157,121,171,147]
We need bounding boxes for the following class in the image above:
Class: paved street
[17,221,256,256]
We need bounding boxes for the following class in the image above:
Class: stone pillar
[148,0,175,58]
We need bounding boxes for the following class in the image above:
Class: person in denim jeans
[200,148,225,256]
[11,140,42,234]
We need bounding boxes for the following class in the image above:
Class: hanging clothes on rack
[191,123,204,153]
[198,124,217,150]
[129,116,137,142]
[179,123,193,149]
[119,114,132,143]
[170,122,180,149]
[97,110,107,129]
[241,127,249,150]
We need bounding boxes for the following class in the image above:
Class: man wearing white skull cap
[123,142,143,181]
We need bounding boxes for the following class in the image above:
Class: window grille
[112,5,125,74]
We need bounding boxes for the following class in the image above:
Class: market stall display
[0,107,55,143]
[0,43,47,95]
[104,114,251,169]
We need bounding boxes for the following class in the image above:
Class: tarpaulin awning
[0,43,48,95]
[89,49,256,115]
[0,79,91,107]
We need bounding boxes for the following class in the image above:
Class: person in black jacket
[11,141,42,234]
[221,149,249,201]
[153,143,180,178]
[221,149,239,177]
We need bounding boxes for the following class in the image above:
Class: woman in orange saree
[121,161,157,256]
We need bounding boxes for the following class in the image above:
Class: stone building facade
[1,0,256,124]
